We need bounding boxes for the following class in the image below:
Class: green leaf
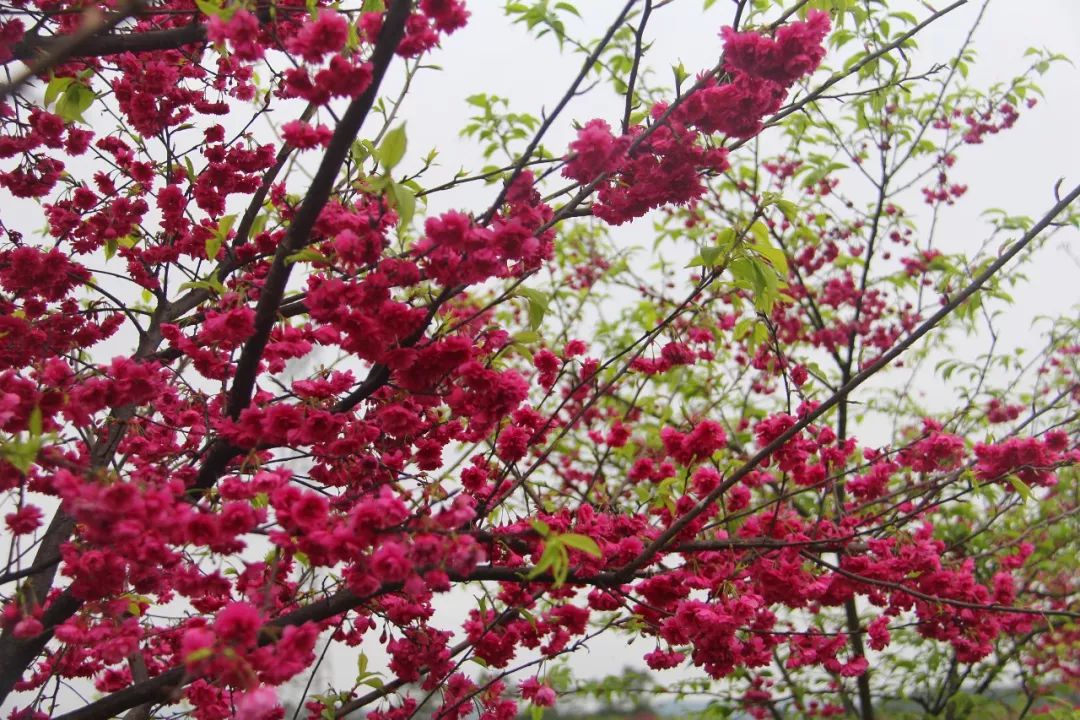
[516,288,549,331]
[700,245,723,267]
[206,214,236,260]
[1,436,42,473]
[554,2,580,17]
[216,213,237,239]
[27,406,42,437]
[351,139,374,165]
[285,248,328,265]
[184,647,214,664]
[205,235,222,261]
[529,519,550,537]
[775,199,799,222]
[250,212,269,238]
[754,240,790,277]
[195,0,238,20]
[1007,474,1032,502]
[177,277,225,296]
[387,181,416,228]
[748,219,769,244]
[127,600,142,617]
[376,124,408,171]
[527,541,563,581]
[54,82,95,124]
[195,0,221,17]
[44,76,74,108]
[551,547,570,585]
[366,174,390,193]
[559,533,602,558]
[345,20,360,51]
[513,330,540,344]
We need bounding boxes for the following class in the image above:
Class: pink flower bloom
[371,541,412,582]
[214,602,261,647]
[180,627,215,667]
[562,119,629,184]
[564,339,587,356]
[644,648,685,670]
[533,686,556,707]
[199,306,256,345]
[12,617,43,640]
[840,656,869,677]
[533,349,560,388]
[721,10,830,86]
[286,11,349,64]
[281,120,334,150]
[496,424,530,462]
[207,10,264,61]
[866,617,890,651]
[5,504,43,535]
[234,686,280,720]
[519,677,557,707]
[420,0,469,33]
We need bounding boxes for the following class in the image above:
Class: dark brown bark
[12,22,207,62]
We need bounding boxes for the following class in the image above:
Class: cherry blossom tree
[0,0,1077,719]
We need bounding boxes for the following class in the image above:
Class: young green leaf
[516,288,549,331]
[559,533,602,558]
[376,124,408,171]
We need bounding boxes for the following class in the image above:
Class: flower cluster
[561,12,829,225]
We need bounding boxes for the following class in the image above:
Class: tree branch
[185,0,412,497]
[615,182,1080,582]
[11,21,206,64]
[2,0,148,100]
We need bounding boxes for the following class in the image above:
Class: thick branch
[11,22,206,63]
[185,0,411,497]
[0,588,81,702]
[224,0,411,420]
[1,0,147,99]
